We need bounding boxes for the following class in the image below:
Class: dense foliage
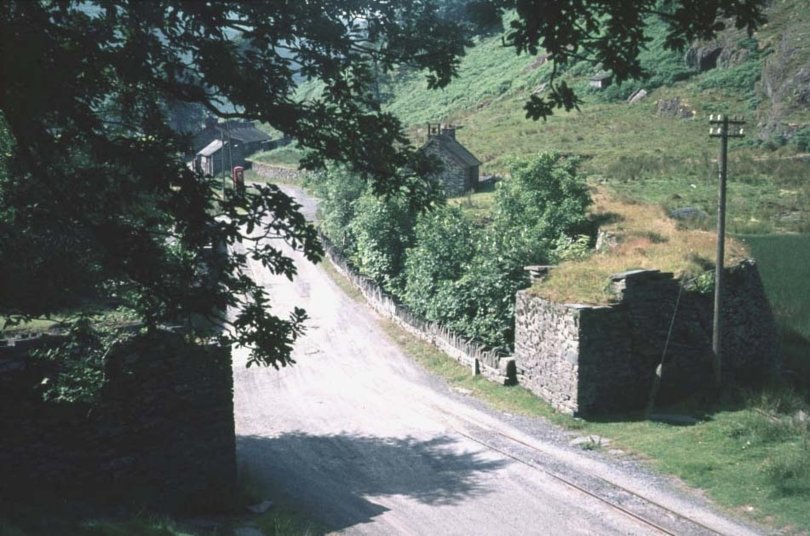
[350,192,416,294]
[0,0,771,368]
[317,153,591,350]
[0,1,469,367]
[308,165,427,294]
[403,206,476,324]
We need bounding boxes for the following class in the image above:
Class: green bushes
[793,127,810,152]
[350,193,415,294]
[315,153,591,350]
[310,166,365,253]
[697,59,762,99]
[309,166,416,294]
[31,318,132,404]
[402,206,475,324]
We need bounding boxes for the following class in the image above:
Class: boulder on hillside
[669,207,710,225]
[627,88,647,104]
[656,97,696,119]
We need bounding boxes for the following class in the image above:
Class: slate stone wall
[0,331,236,511]
[513,299,585,414]
[514,259,780,415]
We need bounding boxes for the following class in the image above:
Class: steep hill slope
[379,0,809,234]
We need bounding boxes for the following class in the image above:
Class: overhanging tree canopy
[0,0,769,368]
[0,0,468,367]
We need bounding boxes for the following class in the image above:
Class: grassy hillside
[382,2,810,406]
[276,2,809,233]
[742,234,810,392]
[286,2,808,376]
[377,0,809,234]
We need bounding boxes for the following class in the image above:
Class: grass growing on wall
[522,186,748,304]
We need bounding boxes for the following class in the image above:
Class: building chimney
[441,124,456,139]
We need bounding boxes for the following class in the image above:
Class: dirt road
[232,186,762,535]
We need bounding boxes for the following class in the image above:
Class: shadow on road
[238,431,508,532]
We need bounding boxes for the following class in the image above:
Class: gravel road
[232,185,763,535]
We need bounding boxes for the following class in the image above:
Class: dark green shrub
[792,127,810,152]
[350,191,415,294]
[697,59,762,100]
[308,166,365,254]
[403,206,475,322]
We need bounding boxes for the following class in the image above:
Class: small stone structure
[0,330,236,510]
[514,260,779,415]
[627,88,648,104]
[193,117,272,157]
[419,123,481,197]
[589,72,612,89]
[656,97,696,119]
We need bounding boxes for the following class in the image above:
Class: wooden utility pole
[708,114,745,385]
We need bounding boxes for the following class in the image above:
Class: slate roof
[221,122,271,144]
[192,121,271,154]
[198,139,223,157]
[423,134,481,167]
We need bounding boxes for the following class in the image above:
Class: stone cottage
[420,123,481,196]
[192,117,272,156]
[191,117,272,175]
[196,139,243,177]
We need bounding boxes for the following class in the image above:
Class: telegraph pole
[708,114,745,385]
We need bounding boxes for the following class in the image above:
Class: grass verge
[250,145,305,168]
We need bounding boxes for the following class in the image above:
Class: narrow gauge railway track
[435,409,733,536]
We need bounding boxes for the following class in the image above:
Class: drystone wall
[514,260,780,415]
[0,330,236,510]
[248,160,304,183]
[321,236,515,384]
